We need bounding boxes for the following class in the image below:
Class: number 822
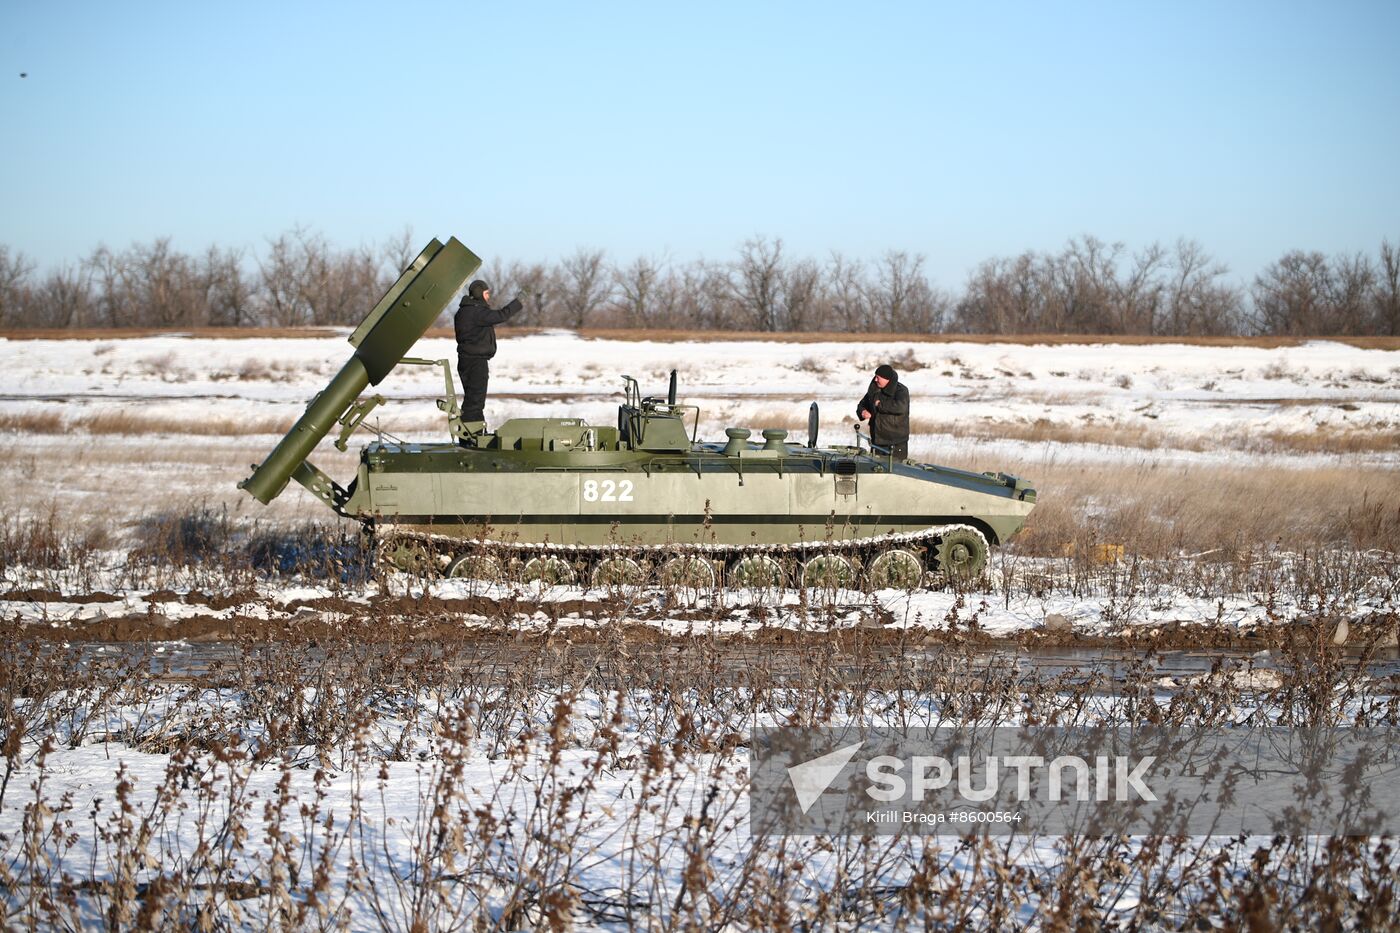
[582,479,634,502]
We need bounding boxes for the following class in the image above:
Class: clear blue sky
[2,0,1397,287]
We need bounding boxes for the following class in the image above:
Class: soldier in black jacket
[857,363,910,460]
[454,280,523,428]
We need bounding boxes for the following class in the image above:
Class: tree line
[1,229,1396,336]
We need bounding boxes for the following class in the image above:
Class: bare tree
[1163,239,1240,335]
[872,251,944,332]
[733,236,785,331]
[380,225,418,274]
[16,229,1400,337]
[258,232,310,326]
[85,245,127,326]
[201,245,255,327]
[1374,240,1400,336]
[954,253,1045,333]
[671,259,734,330]
[612,255,666,328]
[256,227,381,326]
[825,252,869,332]
[1112,243,1166,334]
[129,238,203,326]
[555,247,610,330]
[781,257,823,332]
[1331,253,1376,335]
[0,246,35,327]
[302,240,380,326]
[81,239,202,327]
[489,259,551,327]
[1052,235,1124,332]
[35,264,94,328]
[1252,250,1337,335]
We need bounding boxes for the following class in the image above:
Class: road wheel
[935,528,989,581]
[729,554,786,588]
[377,538,436,575]
[866,549,924,590]
[659,555,716,589]
[801,554,855,589]
[445,553,503,581]
[523,556,576,585]
[592,556,645,586]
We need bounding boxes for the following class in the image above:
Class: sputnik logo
[787,741,864,813]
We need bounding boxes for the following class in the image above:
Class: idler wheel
[659,555,716,589]
[866,549,924,590]
[592,556,645,586]
[445,553,504,582]
[523,556,576,585]
[935,528,989,581]
[801,554,855,589]
[377,538,435,575]
[729,554,786,588]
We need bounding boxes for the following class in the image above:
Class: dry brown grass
[925,452,1400,555]
[0,411,294,436]
[0,411,65,434]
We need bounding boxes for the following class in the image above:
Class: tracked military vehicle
[240,237,1037,588]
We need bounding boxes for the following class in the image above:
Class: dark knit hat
[468,280,490,300]
[875,364,897,381]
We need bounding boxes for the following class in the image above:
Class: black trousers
[875,440,908,461]
[459,357,490,423]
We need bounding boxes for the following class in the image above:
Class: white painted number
[583,479,634,502]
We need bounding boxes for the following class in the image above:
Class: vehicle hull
[347,442,1035,548]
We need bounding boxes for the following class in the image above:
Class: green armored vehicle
[241,237,1037,587]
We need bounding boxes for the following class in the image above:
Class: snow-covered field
[2,330,1398,928]
[4,330,1399,463]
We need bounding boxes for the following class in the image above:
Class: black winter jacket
[454,295,523,360]
[856,376,910,449]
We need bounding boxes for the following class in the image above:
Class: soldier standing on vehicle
[857,363,910,460]
[454,279,524,430]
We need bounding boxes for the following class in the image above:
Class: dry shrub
[1,411,293,436]
[0,508,112,574]
[128,508,235,567]
[890,347,928,371]
[0,619,1395,930]
[735,404,814,434]
[0,412,64,433]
